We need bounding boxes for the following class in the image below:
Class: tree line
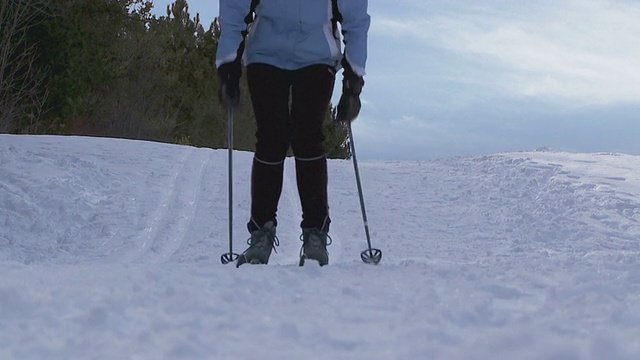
[0,0,349,158]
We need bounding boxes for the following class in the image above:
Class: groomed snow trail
[1,135,639,359]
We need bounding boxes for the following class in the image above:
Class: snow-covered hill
[1,134,639,359]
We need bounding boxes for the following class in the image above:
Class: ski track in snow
[1,135,640,359]
[129,148,214,264]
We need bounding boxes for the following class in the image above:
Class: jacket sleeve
[336,0,370,76]
[216,0,252,68]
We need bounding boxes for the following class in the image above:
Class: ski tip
[236,255,272,268]
[236,255,247,268]
[298,256,329,267]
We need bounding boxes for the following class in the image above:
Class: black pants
[246,63,335,233]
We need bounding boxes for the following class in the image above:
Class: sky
[152,0,640,160]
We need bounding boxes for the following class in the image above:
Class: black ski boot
[299,228,332,266]
[236,221,279,267]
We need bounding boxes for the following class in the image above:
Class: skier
[216,0,370,266]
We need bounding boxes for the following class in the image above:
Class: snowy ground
[1,134,640,359]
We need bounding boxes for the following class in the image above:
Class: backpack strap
[234,0,260,62]
[243,0,260,38]
[332,0,342,24]
[243,0,341,39]
[244,0,341,30]
[331,0,342,39]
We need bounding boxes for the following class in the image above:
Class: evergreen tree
[6,0,350,158]
[32,0,130,132]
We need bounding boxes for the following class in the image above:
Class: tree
[0,0,49,133]
[324,107,350,159]
[30,0,134,133]
[2,0,350,158]
[76,0,173,140]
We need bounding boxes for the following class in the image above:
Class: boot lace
[246,228,280,253]
[299,229,332,248]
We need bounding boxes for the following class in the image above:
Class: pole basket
[221,252,239,265]
[360,248,382,265]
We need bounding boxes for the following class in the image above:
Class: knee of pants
[291,132,325,159]
[255,129,289,163]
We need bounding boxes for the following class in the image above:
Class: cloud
[152,0,640,160]
[352,113,505,160]
[371,0,640,106]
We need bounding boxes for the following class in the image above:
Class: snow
[1,134,640,359]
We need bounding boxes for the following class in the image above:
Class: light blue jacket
[216,0,370,76]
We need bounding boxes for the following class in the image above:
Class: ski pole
[221,107,239,264]
[347,122,382,265]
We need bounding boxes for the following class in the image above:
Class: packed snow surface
[1,134,639,359]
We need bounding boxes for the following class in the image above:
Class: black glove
[218,59,241,108]
[336,73,364,123]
